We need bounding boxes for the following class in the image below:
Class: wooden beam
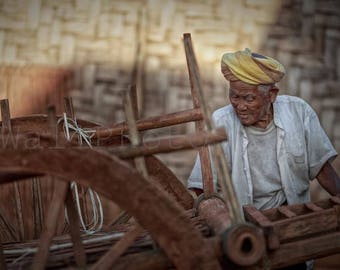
[269,231,340,268]
[94,108,203,138]
[110,128,227,159]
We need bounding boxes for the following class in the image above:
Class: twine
[57,113,103,235]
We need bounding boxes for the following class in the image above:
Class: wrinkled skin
[228,81,278,129]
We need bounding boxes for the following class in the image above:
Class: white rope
[57,113,103,235]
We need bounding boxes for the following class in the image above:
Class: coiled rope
[57,113,103,235]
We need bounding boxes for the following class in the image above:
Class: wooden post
[183,33,243,223]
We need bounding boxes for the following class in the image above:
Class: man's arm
[316,161,340,195]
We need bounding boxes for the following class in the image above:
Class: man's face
[229,81,277,128]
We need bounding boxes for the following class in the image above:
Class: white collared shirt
[187,95,337,207]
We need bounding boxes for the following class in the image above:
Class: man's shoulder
[275,95,314,112]
[276,95,308,105]
[275,95,316,123]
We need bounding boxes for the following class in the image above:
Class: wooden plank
[278,206,297,218]
[0,99,25,241]
[304,202,323,212]
[269,231,340,268]
[273,208,338,242]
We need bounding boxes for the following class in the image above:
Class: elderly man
[188,49,340,269]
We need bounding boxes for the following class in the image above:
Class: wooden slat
[243,205,272,226]
[273,208,338,242]
[269,231,340,268]
[32,177,44,239]
[278,206,297,218]
[304,202,323,212]
[0,99,25,241]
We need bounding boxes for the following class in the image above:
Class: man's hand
[316,161,340,196]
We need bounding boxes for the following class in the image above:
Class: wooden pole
[183,33,243,223]
[94,108,202,138]
[183,35,214,197]
[110,127,227,159]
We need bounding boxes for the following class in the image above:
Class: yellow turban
[221,48,285,85]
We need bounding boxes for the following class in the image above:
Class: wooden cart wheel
[0,138,220,269]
